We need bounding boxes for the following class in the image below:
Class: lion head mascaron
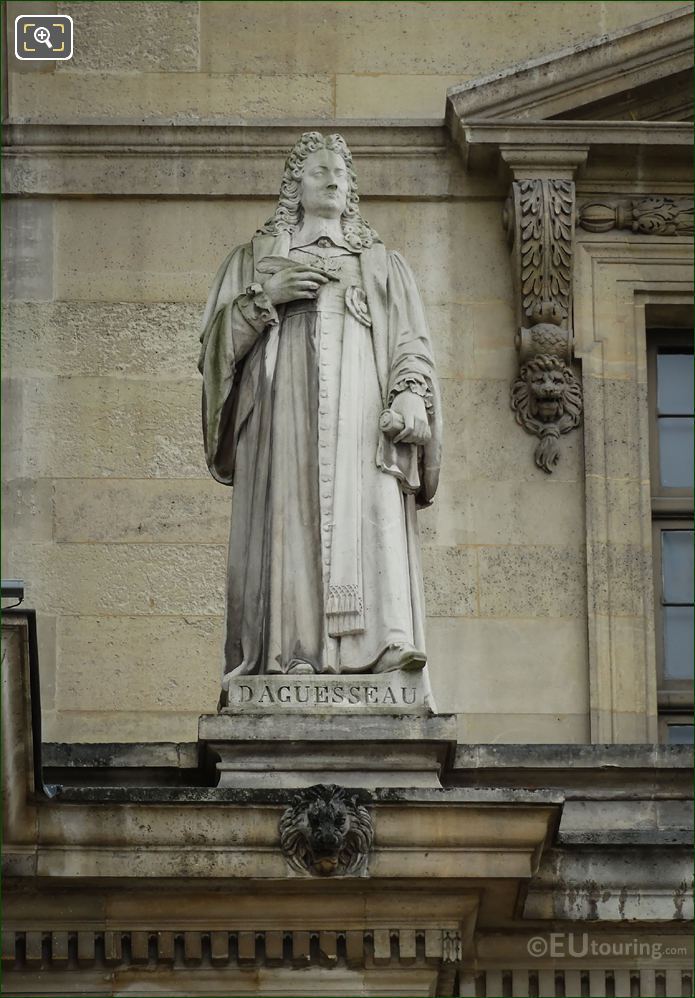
[279,784,374,877]
[510,354,582,473]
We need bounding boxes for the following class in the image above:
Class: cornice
[452,119,693,176]
[2,121,487,199]
[2,120,448,153]
[460,119,692,149]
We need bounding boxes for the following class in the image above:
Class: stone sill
[45,740,693,767]
[451,744,694,798]
[45,785,563,807]
[43,740,694,795]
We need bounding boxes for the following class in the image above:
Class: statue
[199,132,441,701]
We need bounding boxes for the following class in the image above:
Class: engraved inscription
[232,682,419,708]
[221,672,430,713]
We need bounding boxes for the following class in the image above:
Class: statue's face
[299,149,349,219]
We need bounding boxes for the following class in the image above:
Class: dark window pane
[663,605,695,679]
[657,353,694,414]
[658,417,694,488]
[667,725,694,745]
[662,530,694,604]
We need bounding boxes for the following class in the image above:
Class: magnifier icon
[33,26,52,48]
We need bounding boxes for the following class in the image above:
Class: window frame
[647,329,694,514]
[652,520,693,707]
[647,328,694,725]
[658,714,695,745]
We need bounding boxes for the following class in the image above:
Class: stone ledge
[3,120,448,146]
[43,741,198,769]
[45,740,693,768]
[199,712,457,743]
[43,785,562,806]
[451,743,694,797]
[42,740,694,796]
[454,743,694,769]
[558,799,693,846]
[2,121,480,200]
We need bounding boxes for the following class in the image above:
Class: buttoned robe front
[199,231,441,683]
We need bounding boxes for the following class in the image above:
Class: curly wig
[259,131,379,250]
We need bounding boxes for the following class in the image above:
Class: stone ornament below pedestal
[279,784,374,877]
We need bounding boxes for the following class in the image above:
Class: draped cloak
[199,230,441,682]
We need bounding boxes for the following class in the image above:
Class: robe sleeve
[385,251,442,505]
[198,243,279,485]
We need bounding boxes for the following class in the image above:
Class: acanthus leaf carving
[517,179,573,324]
[578,197,694,235]
[632,197,694,235]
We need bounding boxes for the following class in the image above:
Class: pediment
[447,6,693,124]
[549,67,693,122]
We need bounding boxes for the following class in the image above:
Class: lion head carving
[510,354,582,473]
[279,784,374,877]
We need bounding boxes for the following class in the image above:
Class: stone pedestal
[198,708,457,790]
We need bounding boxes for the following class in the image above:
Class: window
[648,328,694,743]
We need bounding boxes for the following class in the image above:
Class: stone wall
[5,1,686,122]
[2,1,686,744]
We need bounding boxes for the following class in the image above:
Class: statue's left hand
[391,391,431,446]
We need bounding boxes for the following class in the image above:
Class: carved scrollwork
[505,178,582,472]
[279,784,374,877]
[578,197,694,235]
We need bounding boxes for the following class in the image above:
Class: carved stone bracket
[504,176,583,473]
[578,196,694,235]
[279,784,374,877]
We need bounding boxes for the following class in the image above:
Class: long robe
[199,230,441,683]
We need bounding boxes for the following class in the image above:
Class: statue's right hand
[262,267,329,306]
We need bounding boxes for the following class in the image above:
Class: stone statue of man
[199,131,441,700]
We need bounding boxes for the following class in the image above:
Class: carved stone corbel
[279,784,374,877]
[578,196,694,235]
[503,175,583,473]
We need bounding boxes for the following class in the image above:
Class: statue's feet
[377,643,426,673]
[286,659,315,675]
